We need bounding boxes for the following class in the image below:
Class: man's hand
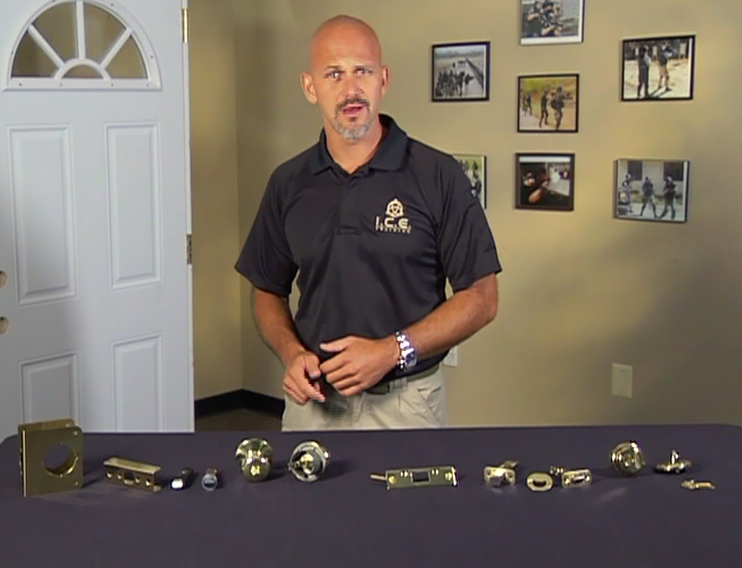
[284,351,325,405]
[319,336,399,397]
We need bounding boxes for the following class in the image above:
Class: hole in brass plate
[123,471,135,485]
[44,443,78,477]
[412,471,429,483]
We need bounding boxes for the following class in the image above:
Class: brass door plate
[18,418,83,497]
[371,466,458,489]
[103,457,162,492]
[484,460,518,487]
[526,472,553,492]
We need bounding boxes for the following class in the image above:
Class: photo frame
[614,159,690,223]
[621,35,696,101]
[520,0,585,45]
[515,153,575,211]
[432,41,490,102]
[453,154,487,210]
[518,73,579,133]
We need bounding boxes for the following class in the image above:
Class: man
[619,173,633,215]
[658,176,677,220]
[657,42,673,91]
[235,15,501,431]
[525,1,543,38]
[637,45,651,99]
[539,89,550,128]
[639,176,657,218]
[551,85,565,131]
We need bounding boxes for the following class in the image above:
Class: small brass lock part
[526,472,553,492]
[235,438,273,482]
[484,460,518,487]
[655,450,692,474]
[610,441,646,476]
[289,441,330,482]
[561,468,592,488]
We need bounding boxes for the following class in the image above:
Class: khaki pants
[281,366,449,431]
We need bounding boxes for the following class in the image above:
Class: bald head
[309,15,382,72]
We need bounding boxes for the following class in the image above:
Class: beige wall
[190,0,242,399]
[219,0,742,426]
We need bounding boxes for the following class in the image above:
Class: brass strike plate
[103,457,162,492]
[561,468,592,488]
[371,466,458,489]
[18,418,83,497]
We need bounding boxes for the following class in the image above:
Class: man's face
[301,23,389,141]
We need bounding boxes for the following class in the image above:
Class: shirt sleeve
[234,172,297,296]
[436,156,502,292]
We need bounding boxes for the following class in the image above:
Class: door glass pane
[33,2,76,62]
[64,65,103,79]
[84,2,125,63]
[11,32,58,77]
[107,36,146,79]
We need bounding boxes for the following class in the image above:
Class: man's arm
[401,272,498,361]
[250,286,307,367]
[318,273,499,395]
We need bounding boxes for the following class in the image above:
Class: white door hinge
[182,8,189,44]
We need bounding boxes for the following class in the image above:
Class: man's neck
[325,117,385,174]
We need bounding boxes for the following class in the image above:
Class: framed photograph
[432,41,490,102]
[515,153,574,211]
[518,73,579,133]
[453,154,487,210]
[621,35,696,101]
[615,159,690,223]
[520,0,585,45]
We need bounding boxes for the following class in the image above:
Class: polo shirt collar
[309,114,407,175]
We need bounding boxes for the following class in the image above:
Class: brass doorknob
[0,317,9,335]
[611,441,646,475]
[289,441,330,482]
[235,438,273,482]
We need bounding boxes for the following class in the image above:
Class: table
[1,423,741,568]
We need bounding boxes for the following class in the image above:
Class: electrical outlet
[443,346,458,367]
[612,363,633,398]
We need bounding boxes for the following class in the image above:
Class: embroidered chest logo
[375,198,412,234]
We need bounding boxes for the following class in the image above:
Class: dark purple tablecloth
[1,423,741,568]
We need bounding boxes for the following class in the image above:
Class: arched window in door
[4,0,161,90]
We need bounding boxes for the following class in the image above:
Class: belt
[366,364,440,395]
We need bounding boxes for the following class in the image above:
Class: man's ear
[380,65,390,97]
[300,72,318,104]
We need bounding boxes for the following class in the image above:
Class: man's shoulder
[405,136,459,174]
[268,144,317,184]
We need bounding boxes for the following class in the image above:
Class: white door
[0,0,193,442]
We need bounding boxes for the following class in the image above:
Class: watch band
[394,331,417,371]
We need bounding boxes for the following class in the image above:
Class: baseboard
[194,389,284,420]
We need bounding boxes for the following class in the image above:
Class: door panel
[0,0,193,442]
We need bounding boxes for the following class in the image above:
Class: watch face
[404,349,417,369]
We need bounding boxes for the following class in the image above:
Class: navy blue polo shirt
[235,114,502,383]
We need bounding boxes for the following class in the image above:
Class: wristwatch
[394,331,418,372]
